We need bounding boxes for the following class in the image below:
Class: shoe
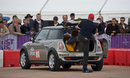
[82,69,93,73]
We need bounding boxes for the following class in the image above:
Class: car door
[27,29,49,60]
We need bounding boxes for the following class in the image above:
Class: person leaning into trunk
[76,13,96,73]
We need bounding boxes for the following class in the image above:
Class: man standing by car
[76,13,96,73]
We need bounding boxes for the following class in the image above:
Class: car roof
[43,26,64,29]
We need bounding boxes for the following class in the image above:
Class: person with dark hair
[106,18,119,36]
[70,13,75,20]
[3,19,9,28]
[33,13,44,33]
[0,21,9,37]
[20,19,34,35]
[94,18,104,36]
[8,15,22,35]
[53,16,59,26]
[118,17,129,33]
[64,34,76,52]
[98,16,106,29]
[25,14,34,29]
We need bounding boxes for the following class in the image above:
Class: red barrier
[115,49,127,66]
[103,48,115,65]
[126,49,130,66]
[3,49,20,67]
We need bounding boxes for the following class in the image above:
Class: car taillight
[94,57,99,60]
[58,42,64,50]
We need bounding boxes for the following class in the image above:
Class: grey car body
[20,26,108,71]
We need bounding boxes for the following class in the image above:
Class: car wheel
[91,58,103,71]
[62,64,72,69]
[20,50,31,69]
[48,52,60,71]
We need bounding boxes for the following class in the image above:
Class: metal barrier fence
[0,34,130,50]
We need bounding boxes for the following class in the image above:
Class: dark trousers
[78,34,90,70]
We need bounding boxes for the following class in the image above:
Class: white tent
[0,0,130,23]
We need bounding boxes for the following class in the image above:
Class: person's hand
[18,32,22,35]
[94,33,99,36]
[0,33,5,37]
[75,26,80,29]
[30,31,34,35]
[112,31,116,33]
[126,27,129,30]
[111,33,114,36]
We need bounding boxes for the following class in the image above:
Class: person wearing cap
[0,21,10,37]
[70,13,75,20]
[76,13,96,73]
[25,14,34,30]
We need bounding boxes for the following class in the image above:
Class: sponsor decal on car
[35,49,40,59]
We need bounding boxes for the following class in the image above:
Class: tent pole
[98,0,108,16]
[40,0,50,14]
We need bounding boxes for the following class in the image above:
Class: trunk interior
[63,30,95,52]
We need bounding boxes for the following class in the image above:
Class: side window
[47,30,62,40]
[35,30,49,41]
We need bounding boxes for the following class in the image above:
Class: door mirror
[30,37,35,43]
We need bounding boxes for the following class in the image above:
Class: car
[20,25,108,71]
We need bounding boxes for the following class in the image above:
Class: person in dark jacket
[20,19,34,35]
[33,13,44,33]
[60,15,68,26]
[25,14,34,30]
[106,18,119,36]
[53,16,59,26]
[76,14,96,73]
[94,18,104,36]
[118,17,129,33]
[98,16,106,29]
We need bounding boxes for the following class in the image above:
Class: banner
[111,34,130,48]
[0,35,17,50]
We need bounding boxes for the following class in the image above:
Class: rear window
[47,30,63,40]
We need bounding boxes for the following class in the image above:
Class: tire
[62,64,72,69]
[20,50,31,69]
[48,52,60,71]
[91,58,103,71]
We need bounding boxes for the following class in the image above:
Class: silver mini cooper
[20,26,108,71]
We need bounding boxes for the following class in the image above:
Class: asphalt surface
[0,65,130,78]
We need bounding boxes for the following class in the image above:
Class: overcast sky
[0,0,130,13]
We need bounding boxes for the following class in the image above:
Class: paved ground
[0,65,130,78]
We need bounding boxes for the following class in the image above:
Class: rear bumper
[59,56,103,65]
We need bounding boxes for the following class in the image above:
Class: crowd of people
[0,12,130,37]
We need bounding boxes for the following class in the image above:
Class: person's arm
[98,24,104,35]
[4,26,10,36]
[93,24,96,34]
[106,25,112,35]
[125,25,130,33]
[9,24,18,35]
[78,21,82,28]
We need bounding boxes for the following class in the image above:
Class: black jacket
[20,25,31,35]
[78,19,96,38]
[96,24,104,35]
[106,24,119,35]
[33,19,45,32]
